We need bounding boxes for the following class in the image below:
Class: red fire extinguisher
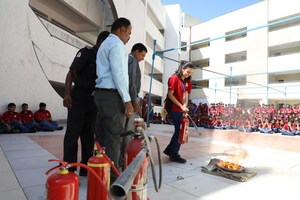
[45,159,112,200]
[179,113,189,144]
[45,160,79,200]
[87,142,120,200]
[124,117,149,200]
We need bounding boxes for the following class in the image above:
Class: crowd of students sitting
[0,102,63,134]
[185,101,300,136]
[153,100,300,136]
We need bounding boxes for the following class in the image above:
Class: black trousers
[63,87,96,173]
[94,89,125,181]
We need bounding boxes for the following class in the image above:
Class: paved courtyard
[1,123,300,200]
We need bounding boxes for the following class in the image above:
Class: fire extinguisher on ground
[45,160,79,200]
[179,113,189,144]
[87,141,120,200]
[45,159,112,200]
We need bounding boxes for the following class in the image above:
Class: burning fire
[217,160,242,171]
[217,148,249,171]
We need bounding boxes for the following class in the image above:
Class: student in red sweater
[0,114,10,133]
[19,103,42,132]
[34,102,63,131]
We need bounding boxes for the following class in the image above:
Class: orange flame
[217,160,242,171]
[217,148,249,171]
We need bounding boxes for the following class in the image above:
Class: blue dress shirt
[95,34,131,102]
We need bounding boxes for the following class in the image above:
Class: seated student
[2,103,31,133]
[204,116,214,129]
[251,119,259,132]
[213,118,225,129]
[19,103,42,132]
[271,119,279,133]
[279,120,295,136]
[152,112,158,124]
[294,121,300,135]
[34,102,63,131]
[163,114,172,124]
[223,117,235,129]
[230,117,238,129]
[258,118,273,134]
[0,114,8,133]
[157,112,163,124]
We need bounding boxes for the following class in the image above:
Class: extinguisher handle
[45,159,69,175]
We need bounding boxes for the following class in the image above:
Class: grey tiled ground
[1,124,300,200]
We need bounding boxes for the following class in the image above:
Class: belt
[95,88,118,92]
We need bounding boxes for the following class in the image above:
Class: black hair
[96,31,110,45]
[22,103,28,108]
[111,17,131,33]
[39,102,46,108]
[175,61,195,80]
[131,43,147,53]
[8,103,16,108]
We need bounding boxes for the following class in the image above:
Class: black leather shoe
[169,155,186,163]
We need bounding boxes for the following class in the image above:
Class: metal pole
[214,83,217,103]
[266,0,269,105]
[146,39,156,125]
[284,86,287,105]
[110,148,148,200]
[229,66,232,105]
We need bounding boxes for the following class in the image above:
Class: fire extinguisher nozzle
[109,184,126,200]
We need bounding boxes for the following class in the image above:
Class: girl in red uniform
[163,62,195,163]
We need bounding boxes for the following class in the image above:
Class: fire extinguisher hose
[187,113,202,135]
[95,141,121,177]
[138,126,162,192]
[148,135,163,192]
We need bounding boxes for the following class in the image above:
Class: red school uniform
[2,111,21,123]
[34,110,52,122]
[168,74,189,112]
[19,110,35,123]
[282,123,295,131]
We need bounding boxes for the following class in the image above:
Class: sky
[161,0,263,22]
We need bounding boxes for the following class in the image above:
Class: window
[225,51,247,63]
[191,38,210,50]
[269,13,300,32]
[225,76,246,87]
[225,27,247,42]
[269,41,300,57]
[194,58,210,68]
[269,71,300,84]
[192,80,209,89]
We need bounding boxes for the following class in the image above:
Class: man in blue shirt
[94,17,134,182]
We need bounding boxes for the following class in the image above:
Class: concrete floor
[1,123,300,200]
